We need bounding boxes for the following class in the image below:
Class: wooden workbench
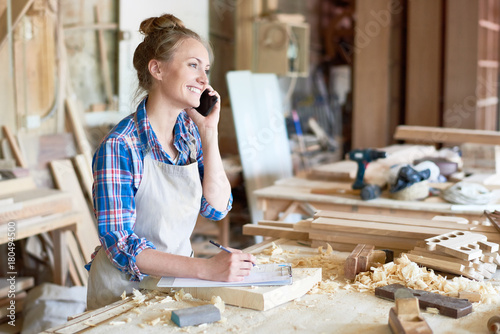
[254,177,500,223]
[43,239,499,333]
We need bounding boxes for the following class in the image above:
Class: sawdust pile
[256,242,500,303]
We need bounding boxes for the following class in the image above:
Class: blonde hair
[132,13,213,98]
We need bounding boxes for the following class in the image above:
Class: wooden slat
[50,160,99,263]
[352,0,393,148]
[94,5,113,106]
[314,210,495,234]
[309,232,421,251]
[394,125,500,145]
[2,126,27,168]
[243,224,309,240]
[0,277,34,298]
[0,177,36,196]
[405,0,442,127]
[0,188,73,224]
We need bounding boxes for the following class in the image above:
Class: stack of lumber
[297,211,500,253]
[404,231,500,281]
[243,210,500,255]
[0,277,34,323]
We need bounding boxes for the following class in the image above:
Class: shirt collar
[135,96,191,155]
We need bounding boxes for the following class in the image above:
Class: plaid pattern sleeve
[88,124,155,282]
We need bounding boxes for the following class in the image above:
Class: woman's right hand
[202,249,257,282]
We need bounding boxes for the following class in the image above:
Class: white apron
[86,134,202,310]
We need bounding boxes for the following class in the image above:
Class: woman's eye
[189,63,197,69]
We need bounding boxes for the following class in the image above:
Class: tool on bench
[375,283,472,319]
[171,304,221,327]
[388,288,433,334]
[349,148,387,200]
[344,244,392,280]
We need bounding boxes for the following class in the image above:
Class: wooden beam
[394,125,500,145]
[2,125,27,168]
[406,0,442,127]
[0,0,35,49]
[243,224,309,240]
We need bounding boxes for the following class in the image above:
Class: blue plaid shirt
[85,97,232,281]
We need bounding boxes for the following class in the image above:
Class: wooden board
[394,125,500,145]
[49,159,100,262]
[352,0,393,148]
[0,176,36,196]
[2,125,27,168]
[0,188,73,224]
[0,0,35,49]
[242,224,309,240]
[405,0,442,127]
[184,268,321,311]
[0,277,34,298]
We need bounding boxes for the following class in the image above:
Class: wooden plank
[257,220,297,228]
[312,217,452,239]
[235,0,259,70]
[405,0,442,127]
[65,97,93,170]
[0,188,73,224]
[394,125,500,145]
[405,253,482,280]
[309,232,420,251]
[243,224,309,240]
[94,4,114,107]
[0,0,35,49]
[352,0,393,148]
[0,177,36,196]
[0,277,34,298]
[72,154,93,202]
[184,268,322,311]
[443,0,479,129]
[314,210,495,234]
[2,126,27,168]
[66,231,89,284]
[49,159,99,262]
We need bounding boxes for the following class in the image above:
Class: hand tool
[171,304,221,327]
[349,148,387,200]
[388,288,433,334]
[375,283,472,318]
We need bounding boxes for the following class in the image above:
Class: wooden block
[344,244,366,280]
[388,303,433,334]
[357,244,376,273]
[184,268,322,311]
[425,231,487,261]
[478,240,500,253]
[458,291,481,303]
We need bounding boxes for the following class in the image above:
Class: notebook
[157,263,293,288]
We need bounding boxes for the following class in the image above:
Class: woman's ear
[148,59,163,81]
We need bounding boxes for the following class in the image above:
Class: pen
[209,240,231,253]
[209,240,257,267]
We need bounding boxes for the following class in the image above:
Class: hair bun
[139,14,185,36]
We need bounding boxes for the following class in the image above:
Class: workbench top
[44,239,500,334]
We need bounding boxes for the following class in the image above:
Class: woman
[86,13,256,310]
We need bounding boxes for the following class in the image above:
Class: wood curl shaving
[257,243,500,303]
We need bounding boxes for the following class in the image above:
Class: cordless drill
[348,149,387,200]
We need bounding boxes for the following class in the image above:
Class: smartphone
[195,89,218,116]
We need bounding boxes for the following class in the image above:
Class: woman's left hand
[186,85,221,131]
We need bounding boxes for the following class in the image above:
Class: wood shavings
[174,289,193,301]
[261,242,284,256]
[147,317,161,326]
[83,322,97,327]
[211,296,225,313]
[132,289,146,303]
[156,295,173,303]
[351,254,500,303]
[109,320,126,326]
[121,290,127,300]
[426,307,439,314]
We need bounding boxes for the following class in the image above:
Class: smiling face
[151,38,210,110]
